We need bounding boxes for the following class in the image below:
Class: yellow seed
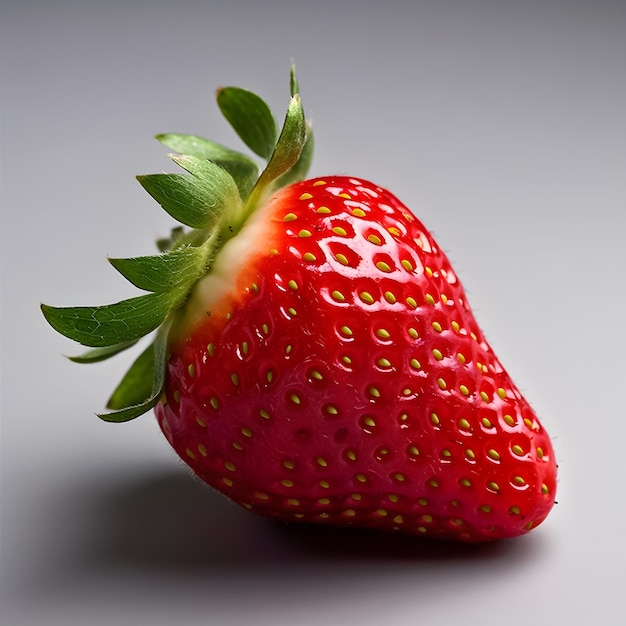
[536,446,544,459]
[299,192,313,200]
[317,206,331,214]
[187,363,195,378]
[288,279,298,290]
[393,473,406,482]
[368,387,381,398]
[432,321,443,333]
[210,396,219,410]
[418,498,428,506]
[331,290,346,301]
[195,416,207,428]
[241,427,253,438]
[384,291,397,304]
[426,294,436,305]
[376,261,392,273]
[259,409,270,420]
[459,384,470,396]
[359,291,375,304]
[407,444,420,457]
[351,493,362,501]
[512,444,524,455]
[466,449,476,460]
[367,233,382,245]
[339,192,351,199]
[408,327,419,339]
[231,373,239,386]
[303,252,317,262]
[541,483,550,495]
[401,259,414,272]
[222,477,234,487]
[318,497,330,504]
[504,414,515,426]
[479,504,492,513]
[298,229,312,238]
[406,296,418,309]
[488,481,500,492]
[376,328,390,339]
[325,405,339,415]
[481,417,493,429]
[335,253,349,265]
[355,473,367,483]
[409,358,421,370]
[422,514,433,523]
[290,393,301,405]
[441,449,452,458]
[345,450,357,461]
[378,357,392,368]
[425,266,433,277]
[388,494,399,503]
[388,226,401,236]
[393,514,404,524]
[430,412,440,426]
[288,498,300,506]
[232,442,243,451]
[460,478,472,487]
[319,480,330,489]
[255,491,269,500]
[283,212,298,221]
[225,461,236,472]
[487,448,501,461]
[352,208,366,217]
[458,418,471,429]
[377,509,388,517]
[497,387,507,399]
[281,479,294,487]
[427,478,439,488]
[186,448,196,460]
[513,476,526,485]
[432,348,443,360]
[344,509,356,517]
[332,226,348,236]
[451,321,460,332]
[316,457,328,467]
[340,325,353,337]
[283,460,295,469]
[457,352,466,364]
[437,377,447,390]
[480,391,490,403]
[313,180,326,186]
[362,416,376,428]
[509,506,521,515]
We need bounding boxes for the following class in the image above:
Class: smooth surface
[2,1,625,624]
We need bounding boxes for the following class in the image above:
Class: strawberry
[42,67,557,542]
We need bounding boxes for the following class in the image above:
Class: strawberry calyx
[41,65,312,422]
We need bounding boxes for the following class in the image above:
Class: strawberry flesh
[156,176,557,542]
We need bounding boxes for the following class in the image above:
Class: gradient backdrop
[2,1,625,624]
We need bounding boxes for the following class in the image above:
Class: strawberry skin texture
[156,175,557,542]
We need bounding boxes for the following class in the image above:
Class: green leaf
[98,317,172,422]
[41,291,176,348]
[217,86,278,159]
[106,341,154,410]
[245,94,307,211]
[275,121,314,188]
[155,133,259,199]
[68,340,138,363]
[137,156,241,230]
[108,245,206,293]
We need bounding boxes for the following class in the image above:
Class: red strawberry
[42,67,557,542]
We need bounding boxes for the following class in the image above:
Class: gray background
[2,1,625,624]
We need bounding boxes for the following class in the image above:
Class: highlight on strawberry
[42,66,557,542]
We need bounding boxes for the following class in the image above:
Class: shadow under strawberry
[69,464,544,571]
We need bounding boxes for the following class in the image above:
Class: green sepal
[275,122,314,189]
[106,341,154,410]
[245,94,307,211]
[155,133,258,200]
[217,86,278,160]
[41,291,176,348]
[98,317,172,422]
[68,340,138,363]
[137,156,242,230]
[108,245,206,293]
